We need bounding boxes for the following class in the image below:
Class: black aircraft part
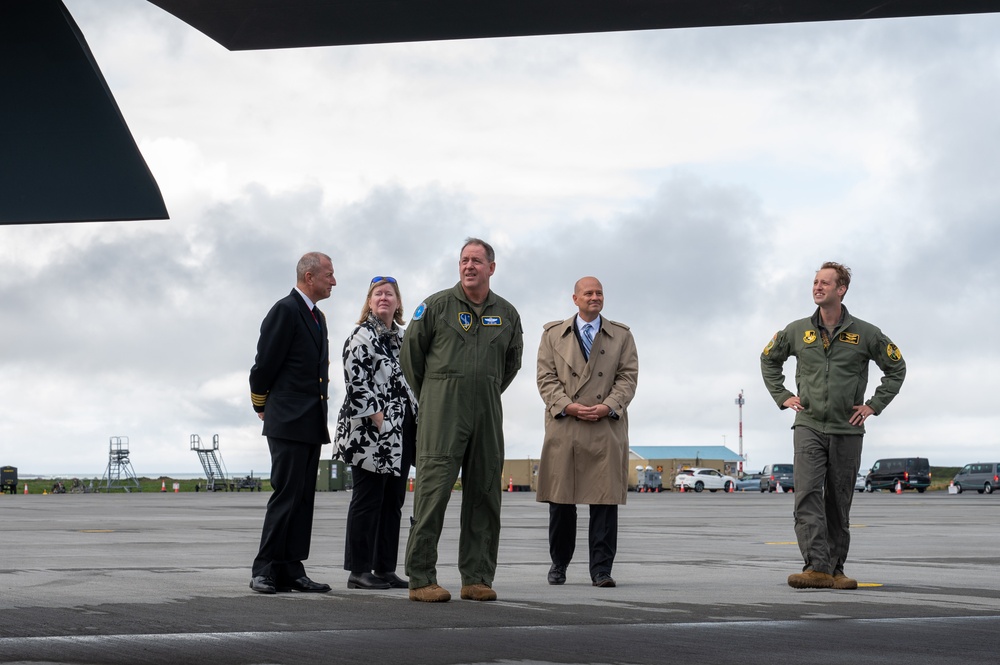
[0,0,168,225]
[146,0,1000,51]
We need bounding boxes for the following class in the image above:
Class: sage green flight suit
[401,283,523,589]
[761,305,906,576]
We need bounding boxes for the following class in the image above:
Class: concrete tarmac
[0,489,998,664]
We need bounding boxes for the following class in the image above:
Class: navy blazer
[249,289,331,444]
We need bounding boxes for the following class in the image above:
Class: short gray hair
[296,252,331,282]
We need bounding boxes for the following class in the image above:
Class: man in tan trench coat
[535,276,639,588]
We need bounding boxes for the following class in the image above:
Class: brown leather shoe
[832,574,858,590]
[787,570,835,589]
[409,584,451,602]
[460,583,497,601]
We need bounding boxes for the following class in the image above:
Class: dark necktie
[311,306,320,329]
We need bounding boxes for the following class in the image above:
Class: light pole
[735,390,745,476]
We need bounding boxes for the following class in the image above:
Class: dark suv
[865,457,931,493]
[760,464,794,492]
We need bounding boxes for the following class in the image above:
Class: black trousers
[252,437,322,582]
[548,502,618,579]
[344,410,415,574]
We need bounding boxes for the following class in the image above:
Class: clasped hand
[565,403,610,421]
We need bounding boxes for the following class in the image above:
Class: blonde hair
[818,261,852,299]
[357,277,405,326]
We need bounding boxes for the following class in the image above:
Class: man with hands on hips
[761,262,905,590]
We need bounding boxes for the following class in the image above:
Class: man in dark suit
[248,251,337,594]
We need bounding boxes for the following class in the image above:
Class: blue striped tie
[582,323,594,359]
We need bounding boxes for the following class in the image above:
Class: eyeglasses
[371,276,397,285]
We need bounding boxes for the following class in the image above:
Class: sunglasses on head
[371,276,397,285]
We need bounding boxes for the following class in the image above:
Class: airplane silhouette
[4,0,999,224]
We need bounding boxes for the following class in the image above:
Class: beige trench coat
[535,316,639,505]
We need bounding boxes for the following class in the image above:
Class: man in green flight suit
[761,262,905,590]
[401,237,523,602]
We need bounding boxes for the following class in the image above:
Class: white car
[674,468,737,493]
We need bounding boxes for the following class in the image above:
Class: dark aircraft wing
[0,0,168,225]
[146,0,1000,50]
[5,0,1000,224]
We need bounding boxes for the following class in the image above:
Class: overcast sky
[3,1,999,477]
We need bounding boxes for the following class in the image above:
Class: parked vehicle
[865,457,931,493]
[674,468,736,493]
[735,473,763,492]
[854,472,868,493]
[1,465,17,494]
[951,463,999,494]
[760,464,794,493]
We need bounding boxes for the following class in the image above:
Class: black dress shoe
[347,572,391,590]
[249,575,276,594]
[277,576,332,593]
[373,571,409,589]
[547,564,567,585]
[592,572,616,588]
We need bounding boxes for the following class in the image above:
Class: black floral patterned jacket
[334,314,418,475]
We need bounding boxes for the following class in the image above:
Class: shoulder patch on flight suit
[886,342,903,361]
[459,312,473,331]
[763,333,777,355]
[803,330,817,344]
[413,302,427,321]
[481,316,502,326]
[839,332,860,345]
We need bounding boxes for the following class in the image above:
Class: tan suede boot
[787,570,835,589]
[460,583,497,601]
[409,584,451,602]
[832,574,858,590]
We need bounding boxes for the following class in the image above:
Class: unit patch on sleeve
[839,332,860,345]
[413,302,427,321]
[763,333,777,355]
[481,316,502,326]
[886,342,903,361]
[458,312,473,331]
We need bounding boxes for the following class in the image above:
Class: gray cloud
[6,3,1000,476]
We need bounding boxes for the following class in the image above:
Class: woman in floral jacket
[334,276,418,590]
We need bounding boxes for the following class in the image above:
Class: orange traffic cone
[679,483,685,493]
[895,480,902,494]
[508,477,514,492]
[174,483,179,493]
[408,477,414,492]
[23,483,28,495]
[728,482,734,493]
[776,481,784,493]
[160,481,166,492]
